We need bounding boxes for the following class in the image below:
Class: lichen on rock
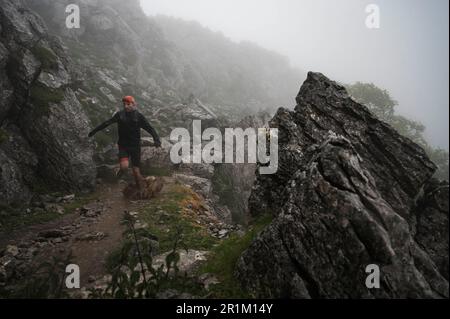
[236,72,448,299]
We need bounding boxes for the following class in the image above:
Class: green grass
[196,214,273,298]
[139,183,219,253]
[101,182,273,299]
[102,183,220,298]
[62,192,100,214]
[0,192,99,231]
[0,208,63,231]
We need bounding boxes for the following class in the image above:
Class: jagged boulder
[249,72,436,221]
[236,72,448,298]
[0,0,95,206]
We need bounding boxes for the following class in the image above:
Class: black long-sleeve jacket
[90,110,161,147]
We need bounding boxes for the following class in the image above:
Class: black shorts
[118,145,141,168]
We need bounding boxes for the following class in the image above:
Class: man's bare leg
[117,158,129,178]
[132,167,146,190]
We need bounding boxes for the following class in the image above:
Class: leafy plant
[91,211,204,298]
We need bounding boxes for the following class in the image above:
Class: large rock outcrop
[0,0,95,206]
[212,112,272,224]
[236,72,449,298]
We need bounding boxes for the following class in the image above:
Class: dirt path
[68,183,130,286]
[70,178,176,285]
[1,176,239,297]
[0,182,145,288]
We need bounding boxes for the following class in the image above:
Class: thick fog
[140,0,449,149]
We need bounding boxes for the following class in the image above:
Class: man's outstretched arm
[139,113,161,146]
[88,113,118,137]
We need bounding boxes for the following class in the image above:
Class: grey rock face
[0,43,13,122]
[414,179,449,280]
[236,72,448,298]
[0,149,32,205]
[250,72,436,221]
[174,174,212,198]
[20,89,95,190]
[0,124,38,193]
[0,0,46,47]
[212,112,272,224]
[0,0,95,206]
[141,137,173,169]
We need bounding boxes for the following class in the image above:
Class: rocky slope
[3,0,298,213]
[0,0,95,207]
[1,0,285,209]
[25,0,303,134]
[236,72,449,298]
[1,0,448,299]
[154,15,304,111]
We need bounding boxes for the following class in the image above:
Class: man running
[88,96,161,191]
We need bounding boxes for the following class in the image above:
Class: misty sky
[140,0,449,149]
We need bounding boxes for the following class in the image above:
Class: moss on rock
[31,45,59,71]
[29,82,65,116]
[0,128,8,145]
